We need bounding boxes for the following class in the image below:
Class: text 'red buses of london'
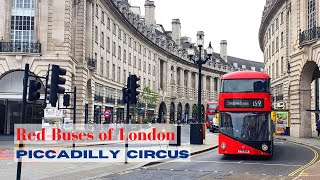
[205,102,219,132]
[218,71,273,156]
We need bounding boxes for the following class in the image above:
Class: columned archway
[0,70,45,135]
[184,103,190,123]
[169,102,175,123]
[177,102,182,123]
[293,61,320,137]
[158,101,167,123]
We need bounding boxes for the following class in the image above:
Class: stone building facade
[0,0,263,134]
[259,0,320,137]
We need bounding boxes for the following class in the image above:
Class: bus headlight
[262,144,268,151]
[221,142,227,149]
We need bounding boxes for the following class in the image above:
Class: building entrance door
[0,101,6,134]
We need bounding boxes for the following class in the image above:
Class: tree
[140,87,157,119]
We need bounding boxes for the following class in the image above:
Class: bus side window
[253,81,264,92]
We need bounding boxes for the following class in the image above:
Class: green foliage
[143,118,151,124]
[141,87,157,107]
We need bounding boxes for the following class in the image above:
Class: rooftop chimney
[220,40,227,62]
[172,19,181,45]
[144,0,155,27]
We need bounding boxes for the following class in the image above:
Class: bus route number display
[224,99,264,108]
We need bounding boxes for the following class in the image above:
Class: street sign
[104,110,111,118]
[44,108,64,118]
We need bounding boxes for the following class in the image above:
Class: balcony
[94,95,103,102]
[0,41,41,53]
[299,27,320,46]
[87,58,97,70]
[106,97,116,104]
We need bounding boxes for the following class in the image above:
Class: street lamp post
[187,31,213,124]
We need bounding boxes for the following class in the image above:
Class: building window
[272,41,274,55]
[95,26,98,43]
[276,60,279,77]
[139,45,142,53]
[281,32,284,47]
[129,53,132,65]
[118,67,121,82]
[106,61,109,77]
[101,32,104,48]
[107,37,110,52]
[272,23,274,34]
[139,59,141,70]
[101,11,104,23]
[143,78,146,88]
[308,0,316,29]
[10,6,36,47]
[112,64,115,80]
[134,56,137,68]
[118,46,121,59]
[153,66,155,75]
[276,37,279,51]
[144,48,146,56]
[272,63,274,79]
[233,63,238,68]
[143,61,146,72]
[242,65,246,69]
[148,50,151,59]
[268,45,271,58]
[118,27,121,39]
[95,4,99,17]
[113,23,116,35]
[280,12,283,24]
[124,33,127,43]
[281,56,284,74]
[134,41,137,50]
[251,66,256,71]
[153,53,156,61]
[124,70,126,84]
[100,57,104,76]
[276,18,278,29]
[129,37,132,47]
[148,64,151,74]
[107,17,111,29]
[123,49,126,63]
[112,41,116,56]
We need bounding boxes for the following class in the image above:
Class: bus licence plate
[238,150,250,153]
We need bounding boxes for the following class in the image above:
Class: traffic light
[128,74,140,104]
[122,87,130,104]
[63,94,70,107]
[48,65,67,107]
[28,80,41,101]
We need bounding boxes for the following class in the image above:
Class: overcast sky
[128,0,266,62]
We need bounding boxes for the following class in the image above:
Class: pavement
[0,127,218,180]
[275,135,320,179]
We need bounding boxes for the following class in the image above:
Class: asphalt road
[97,139,320,180]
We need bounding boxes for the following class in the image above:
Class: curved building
[0,0,263,134]
[259,0,320,137]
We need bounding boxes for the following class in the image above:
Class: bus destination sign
[224,99,264,108]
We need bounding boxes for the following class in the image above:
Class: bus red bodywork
[218,71,273,157]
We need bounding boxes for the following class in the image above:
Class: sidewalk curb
[142,145,219,167]
[275,137,320,150]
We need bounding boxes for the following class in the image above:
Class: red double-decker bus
[206,102,218,132]
[218,71,273,157]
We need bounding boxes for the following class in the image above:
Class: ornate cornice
[258,0,286,51]
[105,0,231,73]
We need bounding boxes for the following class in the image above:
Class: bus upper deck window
[253,81,265,92]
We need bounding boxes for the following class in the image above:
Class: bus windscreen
[221,79,269,93]
[219,112,270,141]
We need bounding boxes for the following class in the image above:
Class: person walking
[316,120,320,138]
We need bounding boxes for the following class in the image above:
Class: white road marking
[174,160,302,167]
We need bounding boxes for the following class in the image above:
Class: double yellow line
[288,142,319,177]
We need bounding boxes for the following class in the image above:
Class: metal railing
[0,41,41,53]
[299,27,320,46]
[87,58,97,70]
[94,95,104,102]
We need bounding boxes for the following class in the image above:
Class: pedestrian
[316,121,320,138]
